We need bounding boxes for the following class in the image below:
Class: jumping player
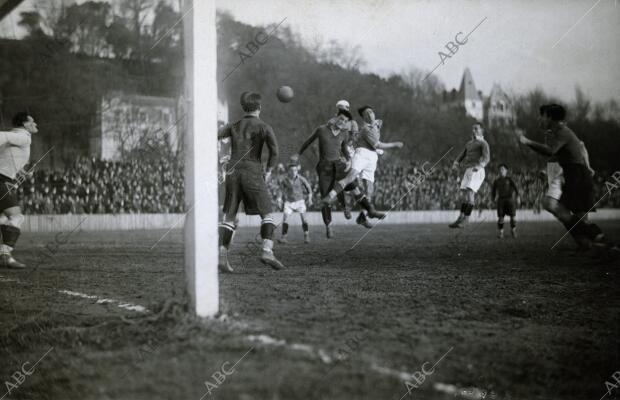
[492,164,520,238]
[296,106,380,237]
[321,105,403,227]
[517,104,618,258]
[0,112,38,269]
[449,122,490,228]
[333,100,357,220]
[217,92,284,273]
[278,160,312,244]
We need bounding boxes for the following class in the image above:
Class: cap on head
[336,100,350,111]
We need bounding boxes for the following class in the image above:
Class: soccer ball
[276,86,294,103]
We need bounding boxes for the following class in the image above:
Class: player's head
[337,109,352,121]
[12,112,38,134]
[336,100,350,111]
[472,122,484,140]
[287,162,300,177]
[539,103,565,129]
[240,91,261,113]
[358,105,375,123]
[499,163,508,177]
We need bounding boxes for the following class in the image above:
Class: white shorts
[459,167,485,193]
[546,162,564,200]
[351,148,378,183]
[283,199,306,215]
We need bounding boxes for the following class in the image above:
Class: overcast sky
[217,0,620,103]
[2,0,618,102]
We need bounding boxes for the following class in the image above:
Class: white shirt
[0,128,32,180]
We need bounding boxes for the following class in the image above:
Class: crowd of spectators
[15,157,620,214]
[268,161,620,213]
[19,156,184,214]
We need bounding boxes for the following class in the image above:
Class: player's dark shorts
[0,174,19,211]
[316,160,356,196]
[497,198,516,217]
[560,163,595,213]
[222,161,272,216]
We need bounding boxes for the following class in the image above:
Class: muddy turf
[0,221,619,400]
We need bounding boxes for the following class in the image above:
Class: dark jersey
[547,125,584,168]
[218,115,279,169]
[298,125,350,162]
[492,176,519,199]
[281,175,312,202]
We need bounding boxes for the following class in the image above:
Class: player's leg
[317,161,335,238]
[450,188,472,228]
[218,173,241,272]
[450,167,482,228]
[509,200,517,238]
[0,206,26,269]
[300,211,310,244]
[338,191,351,219]
[278,206,291,244]
[497,201,505,238]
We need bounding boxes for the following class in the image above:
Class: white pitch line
[58,290,148,313]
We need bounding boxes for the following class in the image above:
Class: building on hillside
[442,69,516,130]
[89,92,179,160]
[485,83,515,129]
[441,68,484,121]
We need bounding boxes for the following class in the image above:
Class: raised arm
[298,128,319,156]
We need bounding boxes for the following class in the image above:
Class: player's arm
[478,141,490,169]
[452,147,467,169]
[297,129,319,156]
[0,131,30,146]
[300,176,313,204]
[375,140,404,150]
[518,130,566,157]
[217,123,231,140]
[341,132,353,160]
[579,141,595,176]
[510,177,521,206]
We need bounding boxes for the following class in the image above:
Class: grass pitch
[1,221,619,400]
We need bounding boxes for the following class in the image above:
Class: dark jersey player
[492,164,520,238]
[517,103,618,259]
[296,107,381,237]
[217,92,283,272]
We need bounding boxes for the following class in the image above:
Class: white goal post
[183,0,219,317]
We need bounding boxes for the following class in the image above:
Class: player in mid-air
[492,164,520,238]
[277,159,313,244]
[297,102,382,237]
[517,103,618,258]
[449,122,490,228]
[0,112,38,269]
[321,105,403,227]
[217,92,284,273]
